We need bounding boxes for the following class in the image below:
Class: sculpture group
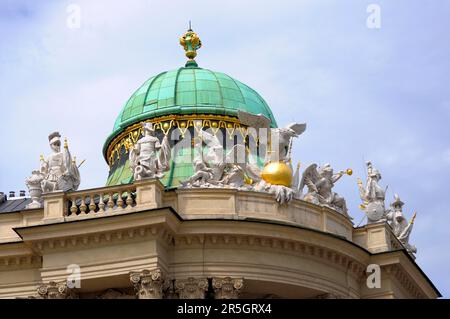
[25,132,81,209]
[24,119,418,255]
[357,161,417,254]
[299,164,352,218]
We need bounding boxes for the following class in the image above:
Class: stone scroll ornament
[129,123,171,181]
[25,132,81,209]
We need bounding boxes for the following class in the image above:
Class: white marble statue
[269,124,306,163]
[25,132,81,209]
[357,161,387,223]
[181,130,248,188]
[299,163,352,218]
[183,159,215,187]
[129,123,171,181]
[236,110,306,163]
[386,194,417,254]
[40,132,80,193]
[236,110,307,204]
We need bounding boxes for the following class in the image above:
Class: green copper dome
[104,65,277,188]
[108,66,276,143]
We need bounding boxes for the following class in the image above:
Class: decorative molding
[0,255,41,269]
[173,234,366,279]
[175,277,208,299]
[212,277,244,299]
[30,225,174,253]
[130,268,168,299]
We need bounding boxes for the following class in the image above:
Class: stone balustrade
[0,178,354,241]
[67,185,137,217]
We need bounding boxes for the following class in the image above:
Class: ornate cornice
[0,255,41,269]
[173,234,366,280]
[383,264,426,299]
[29,224,174,253]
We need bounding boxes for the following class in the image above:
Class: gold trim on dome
[106,114,249,167]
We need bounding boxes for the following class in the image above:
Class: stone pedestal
[353,222,401,253]
[134,179,164,210]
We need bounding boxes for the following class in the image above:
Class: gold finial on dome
[179,21,202,67]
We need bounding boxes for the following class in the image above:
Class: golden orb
[163,122,170,129]
[346,168,353,176]
[261,161,293,187]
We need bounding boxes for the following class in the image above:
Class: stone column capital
[212,277,244,299]
[175,277,208,299]
[130,268,168,299]
[36,281,78,299]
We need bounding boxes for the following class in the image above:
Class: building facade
[0,29,440,299]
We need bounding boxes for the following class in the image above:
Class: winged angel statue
[235,111,306,204]
[298,164,352,217]
[129,123,171,181]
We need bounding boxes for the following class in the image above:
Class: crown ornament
[179,22,202,67]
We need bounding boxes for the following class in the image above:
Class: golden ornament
[261,161,293,187]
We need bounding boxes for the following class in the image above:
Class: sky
[0,0,449,297]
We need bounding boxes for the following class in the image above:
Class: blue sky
[0,0,449,297]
